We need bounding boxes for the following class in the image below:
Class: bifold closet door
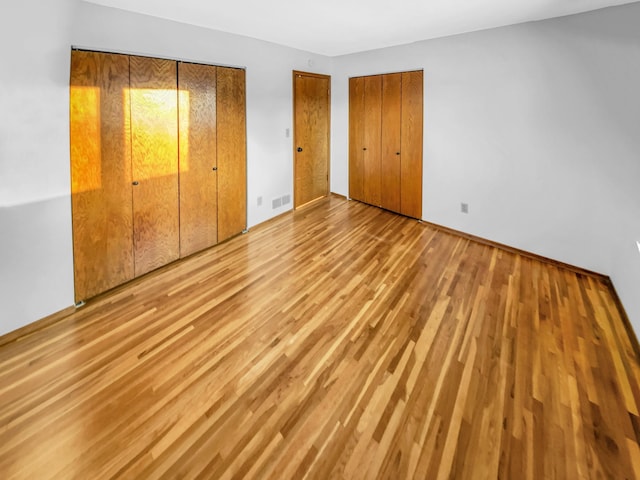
[400,70,423,219]
[363,75,382,207]
[217,67,247,243]
[178,62,218,257]
[348,76,365,202]
[349,70,423,219]
[380,73,402,213]
[349,75,383,206]
[130,56,180,276]
[70,50,134,302]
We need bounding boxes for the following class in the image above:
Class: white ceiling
[84,0,638,56]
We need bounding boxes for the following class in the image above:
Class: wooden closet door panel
[381,73,402,213]
[217,67,247,242]
[294,72,330,208]
[400,70,424,219]
[178,62,218,257]
[70,50,133,301]
[130,56,180,276]
[363,75,382,207]
[348,77,365,202]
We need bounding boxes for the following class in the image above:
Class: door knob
[132,181,139,186]
[297,147,303,152]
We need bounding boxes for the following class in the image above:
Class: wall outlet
[285,128,290,138]
[636,240,640,254]
[272,197,282,209]
[461,202,469,214]
[257,196,263,207]
[282,194,291,205]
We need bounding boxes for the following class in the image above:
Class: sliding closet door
[380,73,402,213]
[400,70,423,219]
[217,67,247,243]
[70,50,134,301]
[178,62,218,257]
[130,56,180,276]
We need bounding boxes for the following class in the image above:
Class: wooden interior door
[349,76,365,202]
[130,56,180,276]
[363,75,382,207]
[70,50,134,301]
[400,70,424,219]
[293,71,330,208]
[178,62,218,257]
[381,73,402,213]
[217,67,247,242]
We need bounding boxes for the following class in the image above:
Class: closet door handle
[297,147,303,152]
[132,181,139,186]
[212,167,218,171]
[363,147,367,151]
[396,152,400,155]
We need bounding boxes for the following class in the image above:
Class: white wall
[332,3,640,330]
[0,0,76,335]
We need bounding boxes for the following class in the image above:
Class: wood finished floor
[1,196,640,479]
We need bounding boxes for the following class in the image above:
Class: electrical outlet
[285,128,290,138]
[636,240,640,254]
[272,197,282,209]
[461,203,469,214]
[257,196,263,207]
[282,194,291,205]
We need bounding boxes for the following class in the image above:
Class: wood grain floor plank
[1,196,639,479]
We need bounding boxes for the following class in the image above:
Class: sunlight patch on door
[70,86,101,193]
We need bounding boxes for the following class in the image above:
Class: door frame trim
[292,70,331,209]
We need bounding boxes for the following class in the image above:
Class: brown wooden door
[400,70,423,219]
[70,50,134,302]
[349,70,423,219]
[217,67,247,242]
[381,73,402,213]
[349,76,365,202]
[178,62,218,257]
[130,56,180,276]
[293,71,330,208]
[363,75,382,207]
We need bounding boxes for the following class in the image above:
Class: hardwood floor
[1,196,639,479]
